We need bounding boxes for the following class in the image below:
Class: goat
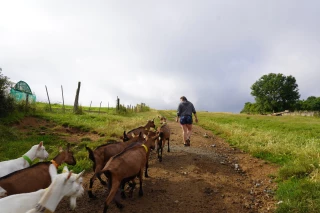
[158,115,167,124]
[0,144,76,197]
[0,141,49,178]
[156,123,171,162]
[85,132,145,198]
[126,119,156,139]
[0,164,84,213]
[100,133,158,213]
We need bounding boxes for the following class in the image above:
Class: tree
[250,73,300,113]
[0,68,15,117]
[300,96,320,111]
[240,102,261,114]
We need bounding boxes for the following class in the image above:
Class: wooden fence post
[73,82,81,113]
[116,96,120,111]
[61,85,65,113]
[99,101,102,114]
[45,85,52,112]
[89,101,92,112]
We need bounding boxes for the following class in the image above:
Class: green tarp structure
[10,81,36,103]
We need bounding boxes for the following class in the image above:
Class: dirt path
[14,117,278,213]
[51,120,278,213]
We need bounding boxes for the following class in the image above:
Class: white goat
[0,164,84,213]
[0,141,49,178]
[0,187,7,197]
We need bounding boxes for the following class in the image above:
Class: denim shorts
[180,115,193,125]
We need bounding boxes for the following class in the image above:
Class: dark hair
[180,96,187,101]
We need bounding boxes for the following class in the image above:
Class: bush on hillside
[0,69,15,118]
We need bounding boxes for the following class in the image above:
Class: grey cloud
[1,0,320,112]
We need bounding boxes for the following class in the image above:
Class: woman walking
[176,96,198,146]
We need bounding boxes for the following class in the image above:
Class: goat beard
[70,196,77,210]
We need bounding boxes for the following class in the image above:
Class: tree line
[241,73,320,114]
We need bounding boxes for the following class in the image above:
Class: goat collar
[35,203,53,213]
[22,155,33,166]
[50,160,59,169]
[142,144,148,153]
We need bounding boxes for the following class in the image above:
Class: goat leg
[104,178,121,212]
[114,189,124,209]
[159,146,163,162]
[128,180,136,198]
[138,170,143,197]
[167,139,170,152]
[88,175,97,199]
[120,180,126,199]
[97,173,107,185]
[145,152,150,178]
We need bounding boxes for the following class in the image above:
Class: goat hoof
[121,192,126,200]
[116,203,124,209]
[168,150,170,152]
[139,190,143,197]
[88,192,97,199]
[158,158,162,162]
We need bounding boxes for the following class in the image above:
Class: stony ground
[15,117,279,213]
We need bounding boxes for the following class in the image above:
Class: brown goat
[158,115,167,124]
[85,132,145,198]
[0,144,76,197]
[126,119,156,139]
[100,134,158,213]
[156,123,171,162]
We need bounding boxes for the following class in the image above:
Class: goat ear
[62,166,69,173]
[49,164,57,181]
[39,141,43,147]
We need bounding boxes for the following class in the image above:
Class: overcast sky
[1,0,320,113]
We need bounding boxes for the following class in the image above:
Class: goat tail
[85,146,95,163]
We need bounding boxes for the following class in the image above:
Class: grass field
[1,105,320,212]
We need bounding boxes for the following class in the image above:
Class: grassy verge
[0,103,161,174]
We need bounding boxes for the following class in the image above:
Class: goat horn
[76,170,85,180]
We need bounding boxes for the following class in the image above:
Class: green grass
[0,103,161,173]
[2,105,320,212]
[193,112,320,213]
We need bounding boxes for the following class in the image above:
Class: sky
[1,0,320,113]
